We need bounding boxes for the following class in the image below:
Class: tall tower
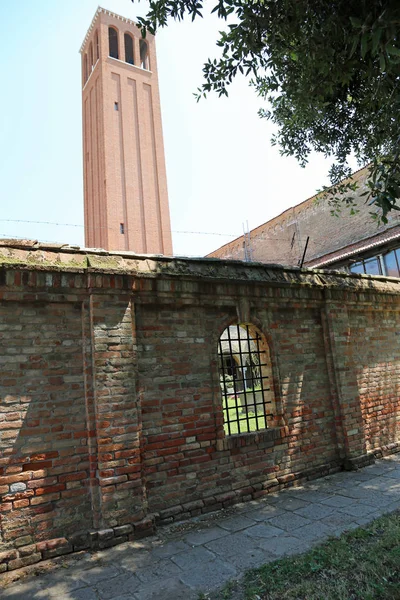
[80,7,173,254]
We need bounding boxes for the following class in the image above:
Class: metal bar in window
[253,329,261,429]
[218,337,231,436]
[236,324,249,432]
[227,325,242,433]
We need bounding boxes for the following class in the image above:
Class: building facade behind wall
[209,166,400,276]
[80,7,173,255]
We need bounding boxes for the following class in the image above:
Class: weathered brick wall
[0,299,92,569]
[348,308,400,454]
[0,243,400,571]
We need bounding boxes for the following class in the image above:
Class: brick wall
[0,243,400,571]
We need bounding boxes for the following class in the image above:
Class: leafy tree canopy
[134,0,400,221]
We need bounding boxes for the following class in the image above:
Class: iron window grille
[218,324,274,436]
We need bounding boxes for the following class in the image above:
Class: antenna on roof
[299,236,310,268]
[243,221,253,262]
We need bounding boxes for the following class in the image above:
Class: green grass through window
[223,393,267,435]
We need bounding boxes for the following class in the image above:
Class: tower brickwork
[80,7,173,254]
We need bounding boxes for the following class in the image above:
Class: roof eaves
[308,228,400,268]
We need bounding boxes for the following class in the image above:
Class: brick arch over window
[108,26,119,59]
[217,323,275,436]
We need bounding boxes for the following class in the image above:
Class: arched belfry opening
[89,42,94,71]
[108,27,119,59]
[95,30,99,61]
[218,323,275,435]
[124,33,134,65]
[84,53,88,83]
[140,39,149,69]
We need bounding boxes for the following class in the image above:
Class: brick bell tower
[80,7,173,254]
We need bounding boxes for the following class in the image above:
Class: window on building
[350,256,382,275]
[89,42,94,71]
[139,39,149,69]
[109,27,119,59]
[383,249,400,277]
[217,324,274,436]
[95,30,99,61]
[114,102,119,111]
[120,223,125,234]
[124,33,134,65]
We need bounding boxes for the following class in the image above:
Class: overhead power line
[0,219,295,241]
[0,219,238,238]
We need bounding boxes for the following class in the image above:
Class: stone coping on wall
[1,239,400,296]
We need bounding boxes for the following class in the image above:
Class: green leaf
[386,44,400,57]
[349,16,363,28]
[371,27,383,54]
[360,33,368,58]
[349,35,359,58]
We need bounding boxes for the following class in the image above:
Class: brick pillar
[90,293,145,528]
[323,300,368,466]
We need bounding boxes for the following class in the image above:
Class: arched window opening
[218,324,274,436]
[89,42,94,71]
[139,39,149,70]
[124,33,134,65]
[95,30,99,61]
[84,53,88,83]
[109,27,119,59]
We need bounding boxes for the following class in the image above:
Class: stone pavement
[1,454,400,600]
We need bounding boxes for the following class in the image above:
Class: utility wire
[0,219,238,238]
[0,219,293,241]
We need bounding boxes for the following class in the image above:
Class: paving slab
[258,535,309,557]
[294,503,335,520]
[205,531,265,558]
[281,489,334,503]
[179,557,237,591]
[95,573,141,599]
[291,521,335,542]
[269,511,312,531]
[79,565,122,586]
[150,540,190,560]
[68,587,105,600]
[276,496,310,512]
[246,504,287,521]
[184,526,229,546]
[171,546,216,570]
[244,523,285,539]
[134,559,182,586]
[133,577,194,600]
[217,515,256,532]
[321,510,361,533]
[338,503,377,518]
[227,548,271,570]
[321,494,359,508]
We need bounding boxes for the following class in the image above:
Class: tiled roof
[306,224,400,268]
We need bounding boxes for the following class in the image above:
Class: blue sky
[0,0,355,257]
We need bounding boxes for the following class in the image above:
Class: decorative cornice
[79,6,140,54]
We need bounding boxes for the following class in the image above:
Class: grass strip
[214,511,400,600]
